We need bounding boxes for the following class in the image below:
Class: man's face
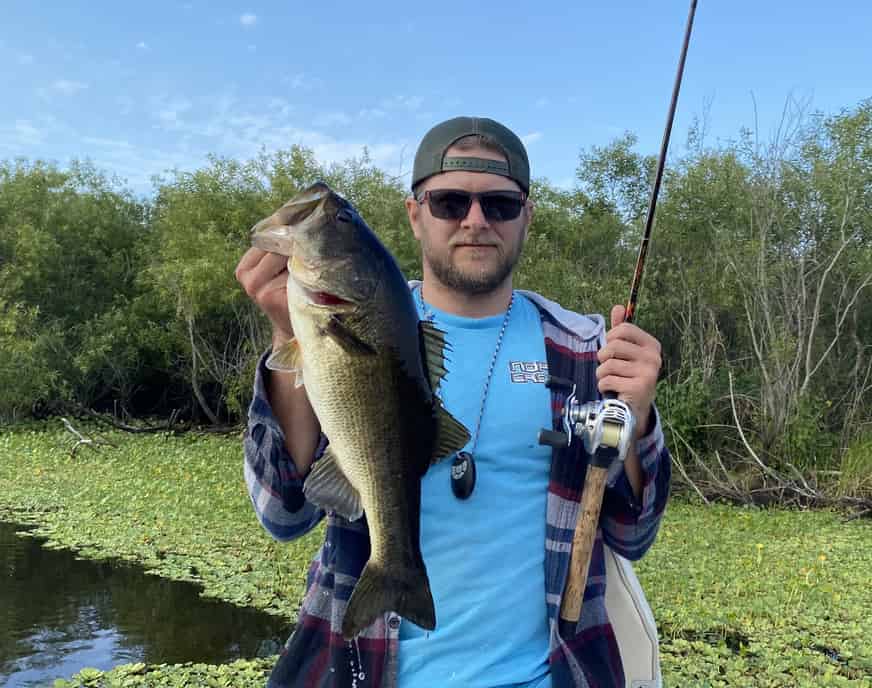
[405,145,532,296]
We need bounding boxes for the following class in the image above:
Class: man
[235,116,671,688]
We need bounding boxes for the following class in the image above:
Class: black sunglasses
[416,188,526,222]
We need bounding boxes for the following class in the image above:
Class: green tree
[0,159,148,416]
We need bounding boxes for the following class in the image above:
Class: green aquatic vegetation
[638,501,872,686]
[2,421,871,686]
[0,421,323,620]
[52,658,274,687]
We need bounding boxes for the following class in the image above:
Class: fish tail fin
[341,561,435,639]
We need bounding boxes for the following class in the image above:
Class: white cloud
[359,108,386,120]
[136,41,148,50]
[240,13,257,26]
[267,97,294,118]
[52,79,88,95]
[117,95,135,116]
[381,95,424,111]
[0,113,78,157]
[522,131,543,145]
[0,116,70,150]
[154,96,193,126]
[82,136,134,150]
[2,92,412,195]
[355,95,422,122]
[14,120,45,145]
[88,141,203,194]
[18,54,34,65]
[282,73,318,91]
[315,111,353,127]
[151,93,407,173]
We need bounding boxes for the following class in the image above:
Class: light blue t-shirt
[397,290,553,688]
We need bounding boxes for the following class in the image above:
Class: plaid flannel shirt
[244,288,671,688]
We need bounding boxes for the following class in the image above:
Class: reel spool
[537,376,636,464]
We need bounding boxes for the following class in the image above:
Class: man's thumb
[611,304,626,329]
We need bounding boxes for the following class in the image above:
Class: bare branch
[60,417,117,457]
[728,370,782,480]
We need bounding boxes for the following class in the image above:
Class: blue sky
[2,1,869,196]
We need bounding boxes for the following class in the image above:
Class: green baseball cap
[411,116,530,194]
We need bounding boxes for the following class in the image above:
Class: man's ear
[523,198,534,241]
[405,195,423,240]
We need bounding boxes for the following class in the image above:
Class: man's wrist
[272,329,293,350]
[635,405,656,440]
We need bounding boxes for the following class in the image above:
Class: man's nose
[461,198,489,227]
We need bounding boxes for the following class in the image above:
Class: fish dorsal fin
[432,403,470,464]
[417,320,471,464]
[302,447,363,521]
[266,338,305,388]
[419,320,450,395]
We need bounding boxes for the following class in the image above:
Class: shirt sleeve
[600,404,672,560]
[243,349,326,541]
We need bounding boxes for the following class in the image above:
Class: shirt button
[388,616,400,630]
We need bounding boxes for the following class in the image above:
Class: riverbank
[1,420,870,686]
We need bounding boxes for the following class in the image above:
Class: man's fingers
[254,271,289,304]
[595,357,646,381]
[597,338,660,366]
[610,304,626,329]
[597,374,630,395]
[235,246,267,277]
[605,321,661,352]
[237,250,288,296]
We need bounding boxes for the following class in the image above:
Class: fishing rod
[538,0,698,632]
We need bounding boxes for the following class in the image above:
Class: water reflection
[0,522,287,687]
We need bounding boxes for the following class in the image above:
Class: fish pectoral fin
[302,448,364,521]
[266,338,304,383]
[419,320,450,395]
[431,403,471,465]
[322,315,377,357]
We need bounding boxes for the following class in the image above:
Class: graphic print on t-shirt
[509,360,549,384]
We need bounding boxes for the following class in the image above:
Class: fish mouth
[289,256,357,309]
[251,226,295,256]
[249,183,332,255]
[301,287,354,307]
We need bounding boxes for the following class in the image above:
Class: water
[0,522,288,687]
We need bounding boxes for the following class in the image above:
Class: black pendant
[450,451,476,499]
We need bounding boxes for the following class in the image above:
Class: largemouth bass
[250,182,470,639]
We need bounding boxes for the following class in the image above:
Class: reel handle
[539,375,576,448]
[538,429,569,448]
[545,375,575,391]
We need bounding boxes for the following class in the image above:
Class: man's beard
[423,239,523,295]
